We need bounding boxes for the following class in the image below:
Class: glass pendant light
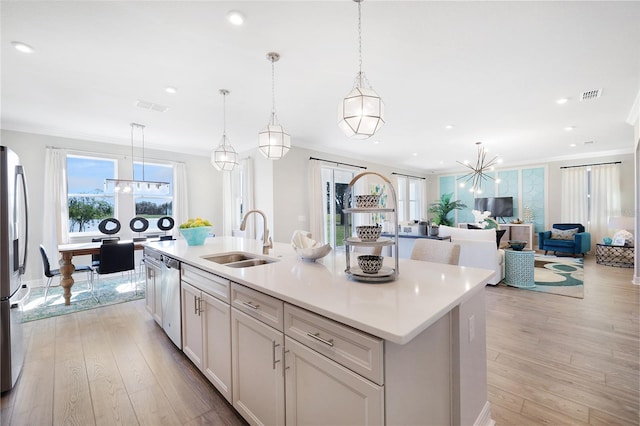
[338,0,385,139]
[211,89,238,171]
[258,52,291,159]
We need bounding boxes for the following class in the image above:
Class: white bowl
[295,244,332,262]
[357,255,383,274]
[356,225,382,241]
[355,194,380,208]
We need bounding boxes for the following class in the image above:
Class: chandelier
[456,142,502,194]
[258,52,291,159]
[104,123,170,195]
[211,89,238,171]
[337,0,385,139]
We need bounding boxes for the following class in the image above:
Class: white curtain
[241,158,256,239]
[173,162,189,238]
[590,163,621,246]
[222,171,233,236]
[560,167,588,225]
[308,159,326,243]
[43,147,69,257]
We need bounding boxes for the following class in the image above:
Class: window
[322,167,356,248]
[396,175,424,222]
[133,162,174,231]
[67,155,116,233]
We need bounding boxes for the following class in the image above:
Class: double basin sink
[202,251,279,268]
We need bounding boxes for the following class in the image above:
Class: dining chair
[39,244,93,302]
[91,236,120,268]
[93,242,136,299]
[410,239,461,265]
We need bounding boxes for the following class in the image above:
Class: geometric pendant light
[456,142,502,194]
[211,89,239,172]
[337,0,385,139]
[258,52,291,159]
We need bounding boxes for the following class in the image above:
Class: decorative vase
[429,225,440,236]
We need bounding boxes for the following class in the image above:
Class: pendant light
[211,89,238,171]
[104,123,170,195]
[456,142,503,194]
[337,0,385,139]
[258,52,291,159]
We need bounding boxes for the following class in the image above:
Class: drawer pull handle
[307,332,334,347]
[242,301,260,310]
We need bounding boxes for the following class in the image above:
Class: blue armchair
[538,223,591,257]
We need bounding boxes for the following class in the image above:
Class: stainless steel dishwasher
[161,254,182,348]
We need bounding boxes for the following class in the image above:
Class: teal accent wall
[497,170,519,221]
[456,176,476,224]
[439,176,455,198]
[521,167,545,233]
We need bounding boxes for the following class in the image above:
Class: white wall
[0,129,223,282]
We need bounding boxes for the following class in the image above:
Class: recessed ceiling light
[226,10,244,26]
[165,86,177,94]
[556,98,569,105]
[445,124,454,130]
[11,41,34,53]
[564,126,575,131]
[569,143,577,147]
[372,140,379,144]
[411,152,418,157]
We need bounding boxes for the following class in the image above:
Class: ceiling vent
[579,89,602,102]
[135,99,169,113]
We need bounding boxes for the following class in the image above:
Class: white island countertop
[146,236,494,345]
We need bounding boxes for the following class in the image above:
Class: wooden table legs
[59,252,76,305]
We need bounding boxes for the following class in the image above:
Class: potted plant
[428,193,467,228]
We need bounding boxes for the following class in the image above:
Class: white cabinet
[285,336,384,426]
[181,265,232,402]
[144,254,162,326]
[231,308,285,426]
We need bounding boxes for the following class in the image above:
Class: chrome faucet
[240,209,273,254]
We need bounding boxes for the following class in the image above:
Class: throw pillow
[551,227,579,240]
[495,229,507,249]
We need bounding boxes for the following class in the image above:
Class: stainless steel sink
[203,252,254,264]
[224,258,275,268]
[201,251,279,268]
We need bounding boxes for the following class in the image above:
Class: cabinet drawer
[181,264,230,303]
[284,304,384,385]
[231,283,284,331]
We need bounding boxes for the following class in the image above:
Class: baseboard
[633,276,640,285]
[473,401,495,426]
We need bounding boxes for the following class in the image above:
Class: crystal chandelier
[337,0,385,139]
[104,123,170,195]
[258,52,291,159]
[211,89,238,171]
[456,142,502,194]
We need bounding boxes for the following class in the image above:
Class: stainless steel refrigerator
[0,146,29,392]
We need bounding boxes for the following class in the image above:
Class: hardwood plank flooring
[487,255,639,425]
[1,255,637,425]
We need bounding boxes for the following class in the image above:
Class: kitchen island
[146,236,495,426]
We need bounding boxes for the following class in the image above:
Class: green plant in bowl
[179,218,212,246]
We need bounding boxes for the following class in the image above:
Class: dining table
[57,239,151,305]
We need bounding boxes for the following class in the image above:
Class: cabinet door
[181,281,203,370]
[202,292,232,403]
[285,336,384,426]
[231,308,284,426]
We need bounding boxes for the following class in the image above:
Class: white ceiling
[2,1,639,173]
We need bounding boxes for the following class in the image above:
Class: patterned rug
[21,274,145,323]
[528,254,584,298]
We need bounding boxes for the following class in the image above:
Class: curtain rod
[47,145,185,165]
[309,156,367,169]
[560,161,621,169]
[391,172,426,180]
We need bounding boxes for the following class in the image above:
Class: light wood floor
[1,256,638,425]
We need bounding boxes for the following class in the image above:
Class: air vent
[583,140,595,145]
[135,99,169,113]
[579,89,602,101]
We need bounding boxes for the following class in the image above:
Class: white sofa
[438,225,504,285]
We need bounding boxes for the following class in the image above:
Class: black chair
[39,244,92,302]
[91,236,120,268]
[93,242,136,299]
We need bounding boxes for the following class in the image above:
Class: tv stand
[500,223,534,248]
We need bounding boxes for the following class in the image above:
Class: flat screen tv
[474,196,513,219]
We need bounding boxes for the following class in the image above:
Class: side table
[504,249,535,288]
[595,244,634,268]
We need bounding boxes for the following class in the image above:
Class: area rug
[526,254,584,299]
[21,274,145,323]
